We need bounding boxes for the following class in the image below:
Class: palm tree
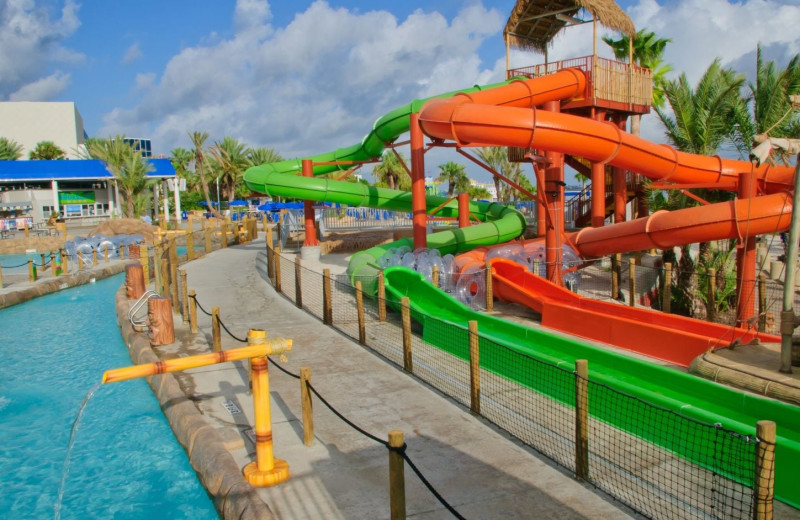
[208,137,251,203]
[603,29,673,110]
[467,185,491,200]
[88,136,137,217]
[29,141,66,160]
[118,152,155,218]
[436,161,470,197]
[655,60,746,316]
[189,131,221,218]
[731,46,800,163]
[475,147,527,201]
[248,146,283,166]
[0,137,23,160]
[372,150,410,191]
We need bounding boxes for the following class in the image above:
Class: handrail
[128,289,159,329]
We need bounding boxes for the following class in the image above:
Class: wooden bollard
[147,296,175,346]
[611,253,621,300]
[0,265,3,288]
[356,280,366,345]
[170,239,179,313]
[40,253,46,269]
[204,227,211,253]
[140,244,149,281]
[180,269,188,324]
[628,258,636,307]
[468,320,480,414]
[212,306,221,352]
[221,220,228,248]
[92,249,98,267]
[388,430,406,520]
[485,261,493,312]
[126,264,146,300]
[401,296,412,372]
[377,271,387,322]
[154,242,163,292]
[432,265,439,288]
[300,367,314,446]
[759,274,767,332]
[262,214,268,233]
[188,290,198,334]
[663,262,672,313]
[187,230,194,261]
[274,247,282,292]
[78,252,84,271]
[323,268,332,324]
[161,253,170,300]
[104,247,109,263]
[707,268,717,323]
[50,253,57,277]
[575,359,589,481]
[120,244,126,260]
[754,420,776,519]
[28,259,35,282]
[61,250,68,274]
[295,258,303,309]
[266,228,274,281]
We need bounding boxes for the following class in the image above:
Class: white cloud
[0,0,83,100]
[122,42,142,64]
[100,0,504,160]
[135,72,156,90]
[8,71,70,101]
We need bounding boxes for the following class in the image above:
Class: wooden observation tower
[503,0,652,230]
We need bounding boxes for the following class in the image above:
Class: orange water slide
[490,258,780,367]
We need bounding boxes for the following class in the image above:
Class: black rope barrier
[189,293,213,316]
[217,316,248,343]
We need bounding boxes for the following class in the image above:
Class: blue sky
[2,0,800,185]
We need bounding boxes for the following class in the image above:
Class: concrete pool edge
[0,262,128,310]
[113,287,275,520]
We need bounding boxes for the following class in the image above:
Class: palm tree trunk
[197,167,221,218]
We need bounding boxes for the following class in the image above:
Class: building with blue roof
[0,158,176,229]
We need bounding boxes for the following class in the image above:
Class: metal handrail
[128,289,159,329]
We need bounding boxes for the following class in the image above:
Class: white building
[0,102,87,159]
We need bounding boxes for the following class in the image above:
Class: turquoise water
[0,274,218,519]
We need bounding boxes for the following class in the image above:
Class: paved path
[174,238,634,519]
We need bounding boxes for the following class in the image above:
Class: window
[42,205,52,218]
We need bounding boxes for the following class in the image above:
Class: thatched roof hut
[504,0,635,54]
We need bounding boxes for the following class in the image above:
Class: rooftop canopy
[0,158,175,183]
[504,0,635,53]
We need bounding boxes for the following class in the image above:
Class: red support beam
[736,170,757,327]
[458,193,470,228]
[409,113,427,249]
[302,159,318,246]
[543,100,564,284]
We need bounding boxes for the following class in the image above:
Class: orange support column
[591,110,608,228]
[612,116,628,224]
[542,101,564,284]
[409,112,427,249]
[736,171,757,326]
[458,192,470,228]
[302,159,318,247]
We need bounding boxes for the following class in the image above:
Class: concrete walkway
[173,238,634,519]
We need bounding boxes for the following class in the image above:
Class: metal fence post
[469,320,480,414]
[401,297,412,373]
[378,271,387,322]
[323,268,332,324]
[356,280,366,345]
[295,258,302,308]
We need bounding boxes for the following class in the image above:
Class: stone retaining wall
[113,287,274,520]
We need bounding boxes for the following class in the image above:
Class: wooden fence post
[204,227,212,253]
[401,297,412,373]
[266,226,274,281]
[432,265,439,288]
[170,239,179,313]
[323,268,332,324]
[120,244,126,261]
[28,259,35,282]
[754,420,776,520]
[78,252,84,271]
[0,265,3,288]
[485,261,493,312]
[612,253,621,300]
[274,247,282,293]
[300,367,314,446]
[154,242,163,294]
[221,220,228,248]
[104,247,109,263]
[140,244,149,282]
[180,269,188,324]
[50,253,57,277]
[388,430,406,520]
[188,289,198,334]
[148,297,175,346]
[663,262,672,314]
[575,359,589,481]
[759,274,767,332]
[187,230,195,260]
[212,306,221,352]
[707,268,717,323]
[295,257,303,309]
[378,271,387,322]
[356,280,366,345]
[469,320,480,414]
[61,250,68,273]
[92,249,98,267]
[628,258,636,307]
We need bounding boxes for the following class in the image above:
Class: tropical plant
[189,131,221,218]
[731,46,800,163]
[372,150,410,191]
[467,185,491,200]
[436,161,470,197]
[475,146,527,201]
[655,60,746,316]
[0,137,23,160]
[170,147,193,186]
[248,147,283,166]
[88,136,155,218]
[208,137,251,203]
[29,140,66,160]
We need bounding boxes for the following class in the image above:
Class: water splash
[53,382,102,520]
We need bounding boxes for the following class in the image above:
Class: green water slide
[382,266,800,508]
[243,80,528,290]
